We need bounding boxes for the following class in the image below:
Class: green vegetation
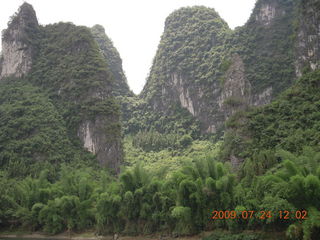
[125,137,222,174]
[0,157,236,236]
[132,130,194,152]
[139,0,299,134]
[29,22,118,134]
[229,0,297,95]
[91,25,133,97]
[121,97,201,137]
[218,69,320,239]
[138,6,231,135]
[2,70,320,239]
[222,70,320,161]
[1,1,320,240]
[0,20,122,176]
[0,143,319,239]
[0,78,95,179]
[0,1,123,174]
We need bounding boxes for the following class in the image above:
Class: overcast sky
[0,0,256,94]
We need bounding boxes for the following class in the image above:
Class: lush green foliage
[138,1,299,135]
[124,137,222,174]
[222,70,320,160]
[0,79,95,178]
[1,145,319,239]
[0,21,122,177]
[0,158,235,236]
[236,147,320,239]
[91,24,132,97]
[228,0,297,94]
[27,22,121,144]
[120,96,201,137]
[132,130,194,152]
[219,69,320,240]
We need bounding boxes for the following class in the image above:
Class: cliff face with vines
[139,0,319,135]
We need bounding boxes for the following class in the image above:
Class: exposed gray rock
[295,0,320,76]
[78,118,122,173]
[0,2,38,79]
[252,86,273,106]
[255,3,276,25]
[0,40,33,78]
[171,73,196,116]
[219,54,251,118]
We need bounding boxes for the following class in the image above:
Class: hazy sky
[0,0,256,94]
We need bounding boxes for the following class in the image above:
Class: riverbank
[0,231,210,240]
[0,229,287,240]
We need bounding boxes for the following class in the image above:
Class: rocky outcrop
[254,0,283,26]
[295,0,320,76]
[91,25,132,97]
[0,56,3,76]
[140,2,288,134]
[0,2,38,79]
[255,3,276,25]
[140,6,231,134]
[218,54,251,118]
[170,73,196,116]
[252,87,273,106]
[78,117,122,172]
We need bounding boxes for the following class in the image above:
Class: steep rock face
[91,25,132,97]
[0,3,38,79]
[90,25,136,140]
[218,54,251,119]
[28,22,122,173]
[255,4,276,25]
[78,115,122,171]
[222,69,320,169]
[222,0,320,167]
[295,0,320,76]
[141,1,298,134]
[141,6,231,134]
[254,0,284,26]
[239,0,297,93]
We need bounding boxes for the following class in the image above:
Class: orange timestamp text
[211,210,308,220]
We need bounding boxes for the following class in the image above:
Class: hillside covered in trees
[1,0,320,240]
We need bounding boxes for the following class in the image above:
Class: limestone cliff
[0,3,123,173]
[77,112,122,171]
[139,0,305,135]
[222,0,320,167]
[0,2,39,79]
[140,6,231,134]
[295,0,320,75]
